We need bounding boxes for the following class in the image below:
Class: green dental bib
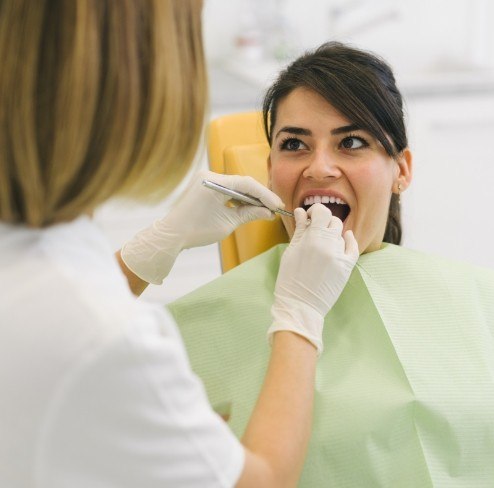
[168,244,494,487]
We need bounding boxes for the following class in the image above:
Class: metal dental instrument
[202,179,294,217]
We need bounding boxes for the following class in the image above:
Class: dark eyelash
[279,137,304,151]
[341,133,369,150]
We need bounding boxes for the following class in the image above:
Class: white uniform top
[0,217,244,488]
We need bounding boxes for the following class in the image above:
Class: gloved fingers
[234,204,274,223]
[294,207,308,227]
[343,230,360,258]
[327,215,344,234]
[213,173,284,211]
[306,203,332,228]
[291,207,308,242]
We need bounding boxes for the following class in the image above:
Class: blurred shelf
[210,59,494,108]
[396,68,494,98]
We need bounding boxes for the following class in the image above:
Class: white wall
[204,0,494,74]
[403,94,494,267]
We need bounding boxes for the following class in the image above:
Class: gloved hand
[121,170,284,285]
[268,203,359,355]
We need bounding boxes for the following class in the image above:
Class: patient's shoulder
[362,243,491,271]
[358,243,494,290]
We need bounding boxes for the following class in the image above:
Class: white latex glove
[268,203,359,355]
[121,170,284,285]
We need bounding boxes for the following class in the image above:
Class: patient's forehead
[273,87,352,136]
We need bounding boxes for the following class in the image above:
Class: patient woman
[168,42,494,486]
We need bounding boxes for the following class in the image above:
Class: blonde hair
[0,0,206,227]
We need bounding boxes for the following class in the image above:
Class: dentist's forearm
[116,250,149,296]
[237,331,317,488]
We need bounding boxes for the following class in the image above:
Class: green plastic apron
[169,244,494,487]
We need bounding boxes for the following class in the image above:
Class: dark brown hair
[262,42,407,245]
[0,0,206,227]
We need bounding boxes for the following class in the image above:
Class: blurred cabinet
[403,94,494,267]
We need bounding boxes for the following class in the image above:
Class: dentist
[0,1,358,487]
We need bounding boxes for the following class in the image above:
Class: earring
[398,183,402,204]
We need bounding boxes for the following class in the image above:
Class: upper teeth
[304,195,346,206]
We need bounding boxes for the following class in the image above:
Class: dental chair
[207,112,288,273]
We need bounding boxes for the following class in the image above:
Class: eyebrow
[274,123,362,140]
[274,126,311,139]
[330,124,362,135]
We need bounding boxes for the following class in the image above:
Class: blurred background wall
[204,0,494,76]
[95,0,494,304]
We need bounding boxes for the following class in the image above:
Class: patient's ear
[394,148,413,193]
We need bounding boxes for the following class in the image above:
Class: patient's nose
[303,150,342,180]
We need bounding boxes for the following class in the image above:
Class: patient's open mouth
[301,195,351,222]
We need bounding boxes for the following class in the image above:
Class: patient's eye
[279,137,307,151]
[340,135,369,150]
